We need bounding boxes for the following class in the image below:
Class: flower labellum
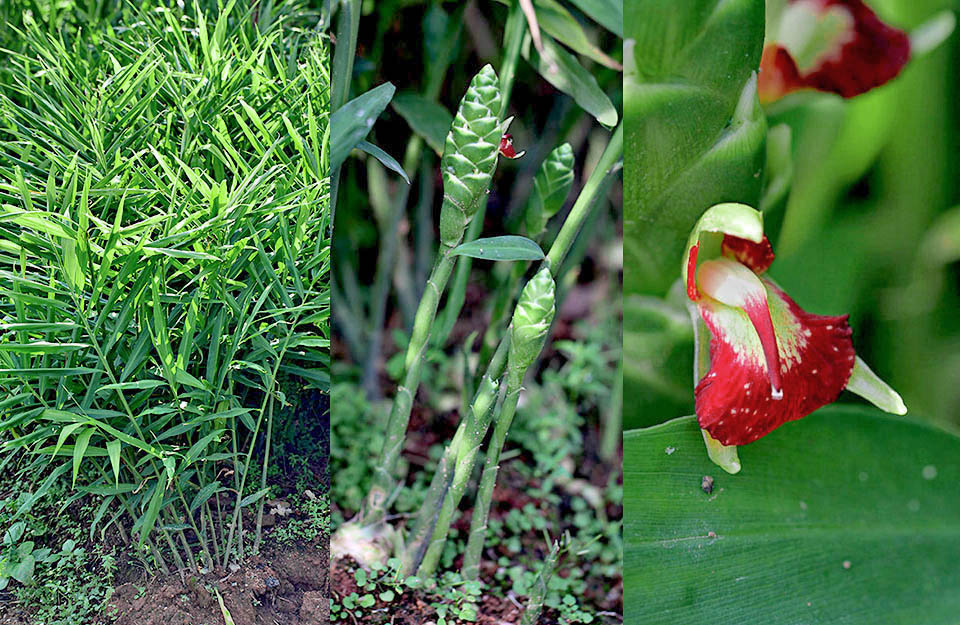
[759,0,911,102]
[684,204,906,472]
[498,133,524,159]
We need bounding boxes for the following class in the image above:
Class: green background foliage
[624,0,960,622]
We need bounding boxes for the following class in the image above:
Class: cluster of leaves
[0,0,329,574]
[271,492,329,545]
[331,557,482,624]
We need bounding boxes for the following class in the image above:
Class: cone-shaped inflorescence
[463,265,556,579]
[439,64,504,248]
[507,264,556,380]
[357,66,503,527]
[526,143,575,239]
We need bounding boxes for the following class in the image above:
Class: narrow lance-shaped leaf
[391,92,453,156]
[451,236,545,261]
[521,31,618,128]
[329,82,396,171]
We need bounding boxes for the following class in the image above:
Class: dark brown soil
[109,538,329,625]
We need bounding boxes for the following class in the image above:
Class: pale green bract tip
[846,356,908,416]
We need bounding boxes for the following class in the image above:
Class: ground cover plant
[0,1,330,623]
[623,0,960,623]
[329,1,622,622]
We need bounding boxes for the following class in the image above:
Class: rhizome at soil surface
[109,391,330,624]
[109,540,329,625]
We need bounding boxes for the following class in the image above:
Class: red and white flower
[684,204,906,471]
[758,0,911,102]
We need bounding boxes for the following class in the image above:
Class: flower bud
[439,65,502,248]
[509,265,556,376]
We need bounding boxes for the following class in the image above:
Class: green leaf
[0,342,89,355]
[498,0,622,68]
[522,31,617,128]
[357,141,410,184]
[161,456,176,485]
[624,0,766,296]
[566,0,623,37]
[51,422,85,459]
[62,236,85,294]
[71,427,94,487]
[0,208,75,239]
[625,407,960,624]
[279,365,330,391]
[450,236,545,261]
[391,92,453,156]
[182,429,224,467]
[9,554,35,584]
[330,82,396,171]
[215,588,236,625]
[98,380,166,393]
[138,481,165,549]
[238,487,270,508]
[0,368,99,379]
[190,481,223,512]
[105,440,120,487]
[0,322,79,333]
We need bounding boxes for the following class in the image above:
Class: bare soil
[109,538,328,625]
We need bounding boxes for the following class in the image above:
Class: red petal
[695,281,855,445]
[722,235,775,275]
[686,243,700,301]
[759,44,803,103]
[759,0,911,101]
[499,134,518,159]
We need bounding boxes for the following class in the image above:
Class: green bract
[509,265,557,376]
[439,65,503,247]
[527,143,576,237]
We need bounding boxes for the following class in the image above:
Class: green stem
[462,368,523,580]
[459,127,623,576]
[432,206,485,347]
[404,338,509,577]
[601,356,623,462]
[253,396,275,554]
[357,249,458,526]
[520,536,562,625]
[222,336,292,567]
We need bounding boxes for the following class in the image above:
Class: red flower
[684,204,905,460]
[498,134,523,159]
[758,0,910,102]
